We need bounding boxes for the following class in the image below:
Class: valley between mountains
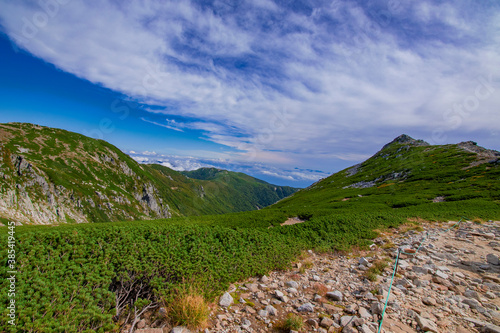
[0,122,499,333]
[0,123,296,225]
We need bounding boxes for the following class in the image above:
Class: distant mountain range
[0,123,297,225]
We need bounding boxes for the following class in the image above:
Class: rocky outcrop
[0,151,171,224]
[458,141,500,157]
[139,183,171,219]
[381,134,430,151]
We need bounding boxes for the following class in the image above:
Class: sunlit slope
[273,135,500,218]
[0,123,297,224]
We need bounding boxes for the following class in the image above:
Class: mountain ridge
[272,134,500,214]
[0,122,297,225]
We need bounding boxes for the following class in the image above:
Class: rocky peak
[381,134,430,151]
[458,141,500,158]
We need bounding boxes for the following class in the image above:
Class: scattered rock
[370,302,383,315]
[205,220,500,333]
[137,319,146,329]
[359,307,372,319]
[171,327,192,333]
[265,305,277,316]
[326,290,343,301]
[416,315,438,333]
[484,233,496,240]
[487,254,500,266]
[258,309,268,317]
[320,317,334,328]
[359,257,370,266]
[297,302,314,312]
[422,297,437,306]
[307,318,319,328]
[219,292,233,307]
[340,315,356,327]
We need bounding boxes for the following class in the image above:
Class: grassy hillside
[141,164,297,216]
[0,123,297,224]
[273,134,500,220]
[1,134,499,332]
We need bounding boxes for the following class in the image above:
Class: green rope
[377,248,400,333]
[377,217,468,333]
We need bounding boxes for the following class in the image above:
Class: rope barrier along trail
[376,217,468,333]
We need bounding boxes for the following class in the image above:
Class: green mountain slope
[0,123,297,224]
[2,134,499,333]
[272,134,500,218]
[144,165,297,215]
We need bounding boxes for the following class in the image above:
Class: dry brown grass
[166,286,209,330]
[364,258,390,282]
[472,217,485,224]
[303,259,313,269]
[398,223,424,233]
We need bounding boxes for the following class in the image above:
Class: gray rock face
[12,155,32,175]
[139,183,171,218]
[219,292,233,307]
[343,180,376,189]
[120,161,135,176]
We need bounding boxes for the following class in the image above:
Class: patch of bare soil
[280,217,306,226]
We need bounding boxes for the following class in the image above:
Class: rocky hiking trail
[136,220,500,333]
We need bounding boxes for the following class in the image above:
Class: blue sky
[0,0,499,187]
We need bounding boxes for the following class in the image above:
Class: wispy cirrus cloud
[0,0,499,180]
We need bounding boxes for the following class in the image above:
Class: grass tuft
[364,259,390,281]
[166,285,209,330]
[282,313,304,331]
[303,259,313,269]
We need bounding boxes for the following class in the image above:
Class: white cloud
[0,0,499,173]
[128,150,329,183]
